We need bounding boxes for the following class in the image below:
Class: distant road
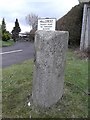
[1,41,34,68]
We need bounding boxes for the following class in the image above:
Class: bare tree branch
[25,13,38,30]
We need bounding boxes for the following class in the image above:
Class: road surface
[1,41,35,68]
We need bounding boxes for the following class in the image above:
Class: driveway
[1,41,35,68]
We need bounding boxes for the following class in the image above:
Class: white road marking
[0,50,23,55]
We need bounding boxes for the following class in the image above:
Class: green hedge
[56,4,84,47]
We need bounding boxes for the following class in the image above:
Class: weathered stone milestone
[32,30,69,108]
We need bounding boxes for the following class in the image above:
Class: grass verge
[2,50,88,118]
[0,40,14,47]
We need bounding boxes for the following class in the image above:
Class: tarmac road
[1,41,35,68]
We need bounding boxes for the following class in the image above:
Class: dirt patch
[74,48,89,60]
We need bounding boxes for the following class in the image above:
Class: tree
[25,13,38,30]
[1,18,11,41]
[12,18,21,42]
[1,18,6,34]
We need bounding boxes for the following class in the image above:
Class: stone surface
[88,6,90,51]
[80,4,90,51]
[79,0,90,3]
[32,30,69,108]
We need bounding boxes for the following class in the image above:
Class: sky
[0,0,79,33]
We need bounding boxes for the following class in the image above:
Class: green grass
[2,50,88,118]
[0,40,14,47]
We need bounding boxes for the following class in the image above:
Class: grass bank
[0,40,14,47]
[2,50,88,118]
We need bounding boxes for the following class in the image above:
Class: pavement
[0,41,35,68]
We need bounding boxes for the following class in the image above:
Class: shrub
[2,32,11,41]
[29,29,36,41]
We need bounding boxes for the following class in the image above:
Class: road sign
[38,18,56,31]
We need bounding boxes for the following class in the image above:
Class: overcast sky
[0,0,79,33]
